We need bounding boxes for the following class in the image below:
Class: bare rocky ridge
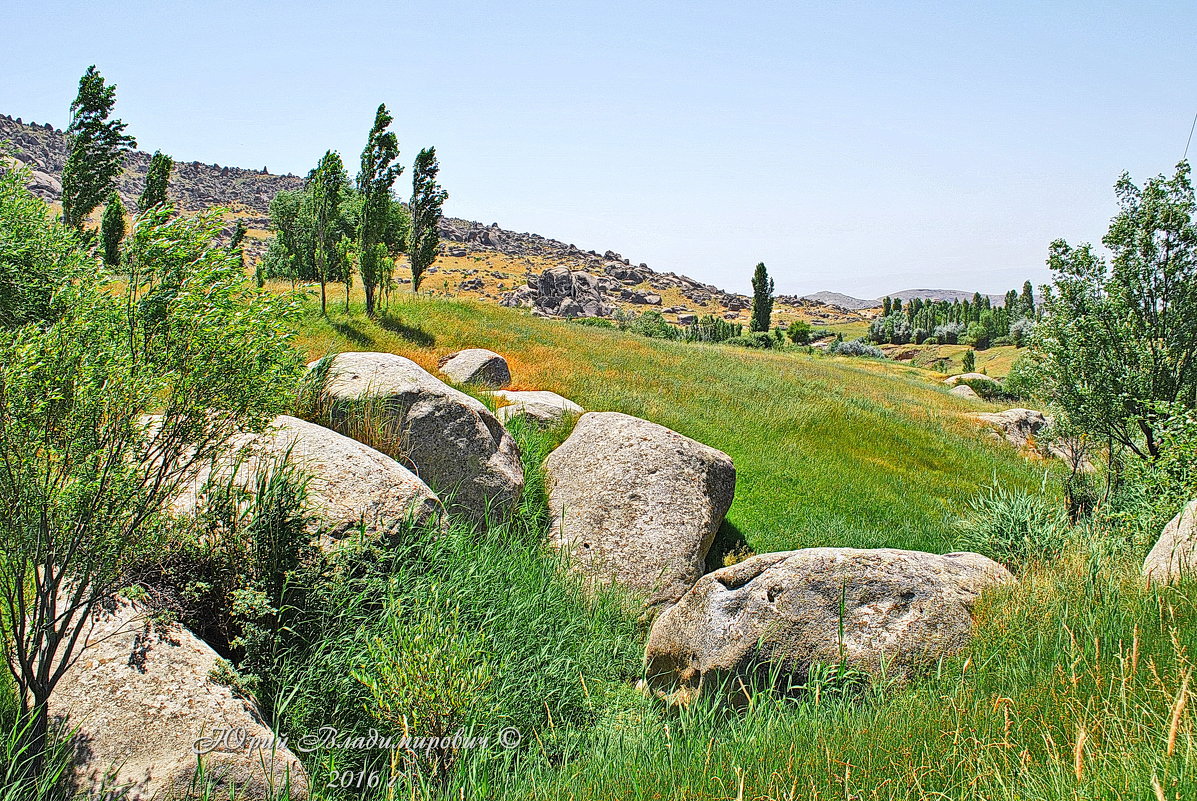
[1,113,869,326]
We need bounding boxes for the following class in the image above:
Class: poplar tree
[357,104,403,317]
[408,147,447,293]
[750,262,774,332]
[139,151,173,211]
[99,191,125,267]
[61,66,136,230]
[309,151,349,314]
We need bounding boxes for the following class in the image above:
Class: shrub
[964,323,989,350]
[829,338,885,358]
[574,317,615,329]
[786,319,813,345]
[932,322,965,345]
[724,332,777,349]
[626,311,680,340]
[962,349,976,372]
[1009,317,1035,348]
[956,485,1069,568]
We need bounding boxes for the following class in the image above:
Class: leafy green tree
[357,104,404,317]
[138,150,173,211]
[99,190,125,267]
[749,262,774,332]
[786,319,813,345]
[60,66,136,230]
[309,150,350,313]
[409,147,447,293]
[1035,162,1197,459]
[963,348,976,372]
[0,169,303,771]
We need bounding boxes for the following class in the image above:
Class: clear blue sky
[3,1,1194,297]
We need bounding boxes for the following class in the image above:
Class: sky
[2,1,1195,298]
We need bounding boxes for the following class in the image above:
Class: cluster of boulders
[55,347,1027,797]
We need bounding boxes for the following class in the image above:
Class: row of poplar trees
[57,65,176,268]
[263,105,448,317]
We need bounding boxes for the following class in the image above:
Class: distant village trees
[868,286,1038,348]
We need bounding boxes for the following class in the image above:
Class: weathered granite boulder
[492,390,583,428]
[315,353,524,524]
[944,372,997,387]
[950,384,981,400]
[645,548,1013,701]
[438,348,511,389]
[50,598,308,800]
[545,411,735,608]
[973,408,1091,470]
[1143,501,1197,584]
[172,415,441,544]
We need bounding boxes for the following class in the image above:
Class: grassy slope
[293,287,1050,557]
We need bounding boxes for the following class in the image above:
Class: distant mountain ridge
[803,288,1008,311]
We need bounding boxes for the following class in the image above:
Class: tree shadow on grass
[705,518,753,573]
[330,319,373,348]
[378,312,436,347]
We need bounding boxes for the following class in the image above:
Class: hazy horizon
[3,0,1195,297]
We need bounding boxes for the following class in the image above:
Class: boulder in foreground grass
[50,598,308,800]
[644,547,1013,702]
[173,415,441,545]
[493,389,583,428]
[438,348,511,389]
[1143,500,1197,584]
[315,352,524,525]
[545,411,735,608]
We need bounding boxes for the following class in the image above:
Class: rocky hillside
[1,113,869,328]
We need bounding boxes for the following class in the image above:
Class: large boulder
[974,408,1047,448]
[645,548,1013,701]
[50,598,308,800]
[493,390,583,428]
[532,267,614,318]
[545,411,735,608]
[316,353,524,525]
[173,415,441,544]
[950,384,981,400]
[1143,500,1197,583]
[944,372,997,387]
[438,348,511,389]
[974,408,1091,470]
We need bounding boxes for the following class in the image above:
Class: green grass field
[294,289,1050,558]
[279,289,1197,801]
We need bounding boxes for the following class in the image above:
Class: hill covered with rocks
[0,113,869,329]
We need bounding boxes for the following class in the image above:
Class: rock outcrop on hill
[545,411,736,608]
[1,113,872,326]
[644,547,1013,702]
[316,352,524,525]
[0,114,302,231]
[50,597,308,800]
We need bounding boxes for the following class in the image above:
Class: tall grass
[265,417,643,798]
[289,291,1054,556]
